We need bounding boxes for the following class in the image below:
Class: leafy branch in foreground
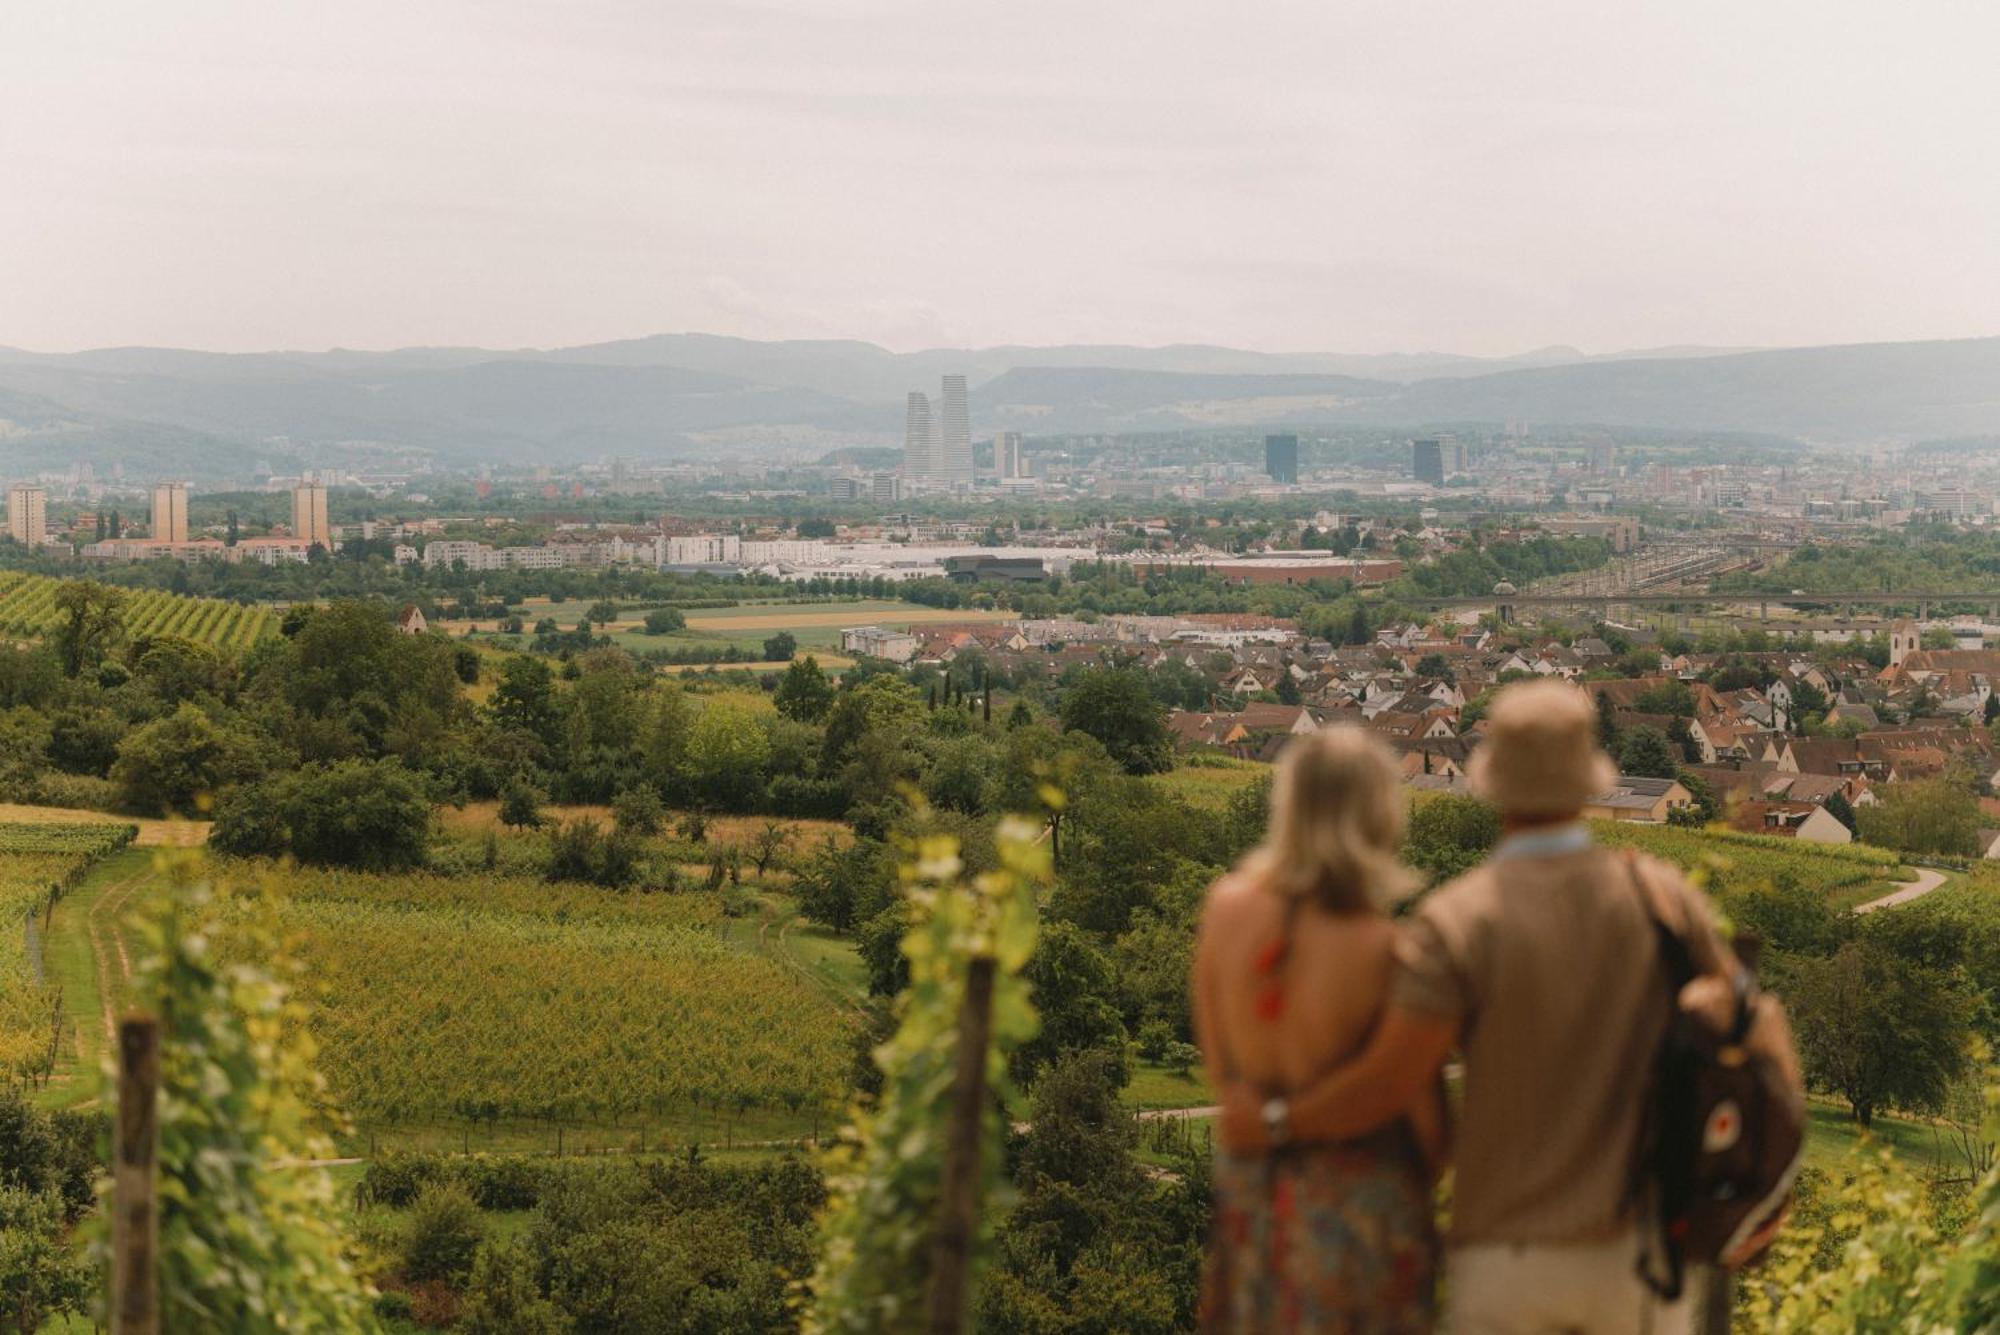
[124,857,374,1332]
[1739,1056,1999,1331]
[806,813,1047,1334]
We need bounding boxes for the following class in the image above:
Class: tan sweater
[1391,845,1726,1247]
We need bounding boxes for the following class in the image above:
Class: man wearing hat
[1220,679,1741,1333]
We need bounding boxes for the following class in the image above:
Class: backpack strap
[1623,849,1698,988]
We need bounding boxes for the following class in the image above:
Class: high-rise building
[1264,434,1299,484]
[994,431,1025,480]
[291,481,331,549]
[870,472,903,505]
[1412,437,1445,486]
[903,393,935,481]
[938,375,972,487]
[150,481,189,544]
[6,485,45,547]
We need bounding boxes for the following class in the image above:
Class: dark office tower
[1264,434,1299,484]
[1412,437,1445,485]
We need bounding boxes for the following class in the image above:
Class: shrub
[499,780,544,831]
[642,609,687,635]
[545,818,640,889]
[459,1240,569,1335]
[612,786,664,836]
[208,758,432,871]
[401,1183,485,1283]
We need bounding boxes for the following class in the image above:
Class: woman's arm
[1405,1074,1450,1180]
[1189,885,1229,1094]
[1220,1005,1456,1151]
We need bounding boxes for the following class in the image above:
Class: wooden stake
[1693,1267,1733,1335]
[113,1015,161,1335]
[926,956,997,1335]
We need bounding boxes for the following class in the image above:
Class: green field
[37,830,867,1156]
[0,823,139,1086]
[1151,758,1270,810]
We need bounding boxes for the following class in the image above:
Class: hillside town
[828,603,2000,852]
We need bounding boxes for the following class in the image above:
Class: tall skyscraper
[1264,434,1299,484]
[6,485,45,547]
[1440,435,1469,475]
[150,481,189,544]
[903,392,935,480]
[1412,437,1445,486]
[292,481,331,548]
[994,431,1025,479]
[938,374,972,486]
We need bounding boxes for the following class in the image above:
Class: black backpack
[1626,853,1807,1301]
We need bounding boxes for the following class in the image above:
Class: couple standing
[1193,680,1771,1333]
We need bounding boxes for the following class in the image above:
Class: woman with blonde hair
[1194,727,1442,1333]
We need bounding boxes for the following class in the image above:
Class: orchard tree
[1788,937,1975,1126]
[52,580,125,678]
[489,655,561,745]
[110,702,262,816]
[1059,668,1173,775]
[1616,725,1678,779]
[1855,778,1982,856]
[774,655,835,722]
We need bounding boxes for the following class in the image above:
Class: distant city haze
[3,0,1998,357]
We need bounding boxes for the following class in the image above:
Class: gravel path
[1855,866,1949,914]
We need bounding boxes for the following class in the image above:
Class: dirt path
[1855,866,1950,914]
[84,864,152,1042]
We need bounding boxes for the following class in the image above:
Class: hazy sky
[4,0,1998,356]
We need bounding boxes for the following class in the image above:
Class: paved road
[1855,866,1950,914]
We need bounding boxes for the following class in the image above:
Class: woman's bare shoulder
[1196,867,1270,939]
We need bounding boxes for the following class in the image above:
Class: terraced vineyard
[206,863,858,1138]
[0,821,138,1080]
[1594,820,1904,897]
[0,571,275,651]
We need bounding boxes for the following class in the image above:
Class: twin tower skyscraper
[903,374,973,490]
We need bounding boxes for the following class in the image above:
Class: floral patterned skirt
[1201,1126,1438,1334]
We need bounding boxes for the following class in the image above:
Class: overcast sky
[4,0,1997,357]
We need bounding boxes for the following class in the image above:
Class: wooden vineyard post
[1694,1268,1734,1335]
[925,955,997,1335]
[113,1015,161,1335]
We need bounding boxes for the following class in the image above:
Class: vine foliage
[807,813,1048,1333]
[121,856,373,1331]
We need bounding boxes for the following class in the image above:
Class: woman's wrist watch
[1261,1096,1291,1147]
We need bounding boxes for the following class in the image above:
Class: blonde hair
[1242,727,1417,914]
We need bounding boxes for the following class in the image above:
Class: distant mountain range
[1,333,1996,474]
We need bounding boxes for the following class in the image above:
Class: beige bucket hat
[1467,679,1619,817]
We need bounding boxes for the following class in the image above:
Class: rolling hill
[2,332,1997,466]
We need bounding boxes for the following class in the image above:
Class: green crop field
[42,842,866,1154]
[0,822,137,1081]
[0,571,275,652]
